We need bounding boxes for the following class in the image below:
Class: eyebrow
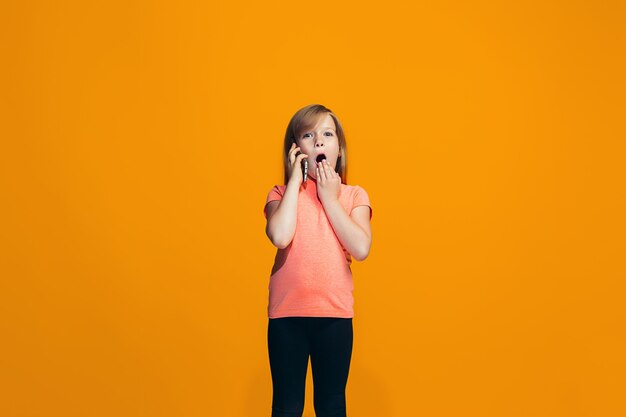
[304,126,335,131]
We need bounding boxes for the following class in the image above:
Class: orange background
[1,1,625,416]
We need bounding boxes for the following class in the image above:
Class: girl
[263,104,373,417]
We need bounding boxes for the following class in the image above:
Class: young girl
[263,104,373,417]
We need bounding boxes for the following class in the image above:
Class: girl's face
[295,113,341,180]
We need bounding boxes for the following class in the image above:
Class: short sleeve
[351,185,372,220]
[263,185,284,219]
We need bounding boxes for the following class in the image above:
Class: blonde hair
[282,104,348,185]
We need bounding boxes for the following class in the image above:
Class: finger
[290,146,301,163]
[325,161,338,181]
[317,161,326,181]
[322,159,332,176]
[326,160,337,178]
[296,153,308,164]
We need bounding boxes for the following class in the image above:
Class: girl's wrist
[286,178,301,191]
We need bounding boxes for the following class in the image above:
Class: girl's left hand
[316,159,341,205]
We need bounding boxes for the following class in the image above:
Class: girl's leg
[309,318,353,417]
[268,317,310,417]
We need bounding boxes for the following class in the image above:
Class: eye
[303,133,313,139]
[324,131,334,136]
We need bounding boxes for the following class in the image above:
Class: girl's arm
[321,200,372,261]
[265,180,300,249]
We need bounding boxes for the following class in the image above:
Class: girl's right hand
[287,143,308,186]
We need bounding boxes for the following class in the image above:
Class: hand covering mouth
[316,153,327,163]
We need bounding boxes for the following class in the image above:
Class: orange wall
[1,1,625,416]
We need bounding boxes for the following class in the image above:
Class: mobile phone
[296,151,308,183]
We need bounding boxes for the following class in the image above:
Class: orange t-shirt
[263,179,372,319]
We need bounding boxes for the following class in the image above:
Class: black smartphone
[296,150,308,183]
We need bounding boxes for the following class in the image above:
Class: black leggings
[267,317,353,417]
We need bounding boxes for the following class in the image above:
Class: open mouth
[316,154,327,163]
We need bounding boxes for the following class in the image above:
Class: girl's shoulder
[341,183,368,193]
[340,183,371,202]
[266,184,287,198]
[342,184,372,219]
[267,183,369,199]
